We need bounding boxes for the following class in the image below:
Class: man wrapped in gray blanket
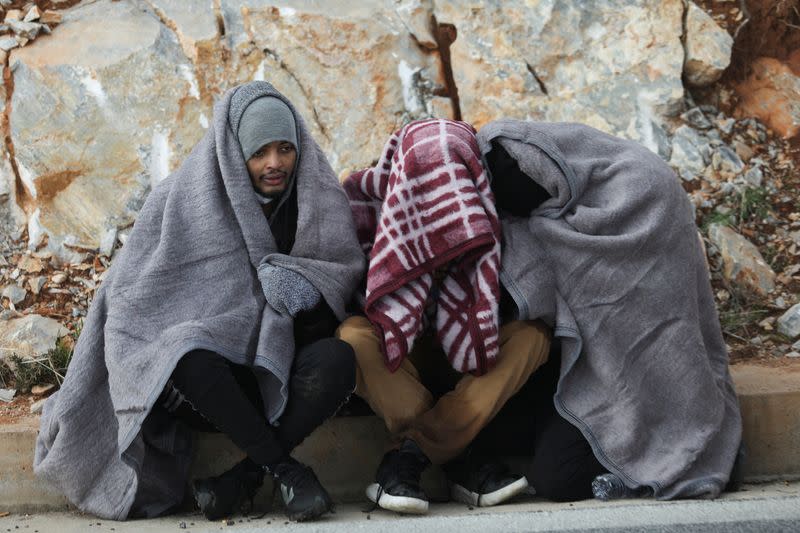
[33,82,365,522]
[475,120,744,501]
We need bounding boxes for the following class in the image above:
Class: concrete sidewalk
[1,362,799,515]
[2,481,799,533]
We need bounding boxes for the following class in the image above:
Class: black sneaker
[270,458,334,521]
[448,461,528,507]
[366,439,431,514]
[591,473,650,501]
[192,458,265,520]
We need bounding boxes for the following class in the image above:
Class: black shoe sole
[286,497,334,522]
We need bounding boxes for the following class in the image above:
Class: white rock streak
[199,113,209,129]
[150,127,171,187]
[27,209,45,250]
[253,59,267,82]
[17,161,37,199]
[179,64,200,99]
[398,60,423,114]
[80,73,108,107]
[636,92,659,155]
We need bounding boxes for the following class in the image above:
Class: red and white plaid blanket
[343,119,501,375]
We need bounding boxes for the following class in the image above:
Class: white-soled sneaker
[449,462,529,507]
[367,439,431,514]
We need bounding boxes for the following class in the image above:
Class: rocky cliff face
[0,0,737,261]
[1,0,799,370]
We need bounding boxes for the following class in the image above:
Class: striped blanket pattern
[343,119,501,374]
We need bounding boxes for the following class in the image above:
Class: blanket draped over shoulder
[33,81,365,519]
[477,119,742,499]
[343,119,501,374]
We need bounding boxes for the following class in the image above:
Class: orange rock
[734,57,800,139]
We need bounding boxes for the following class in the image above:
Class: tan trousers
[336,316,551,464]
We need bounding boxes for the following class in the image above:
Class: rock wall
[1,0,735,262]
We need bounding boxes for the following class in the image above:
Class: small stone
[8,20,41,40]
[30,398,46,414]
[28,276,45,295]
[71,308,81,318]
[712,145,745,178]
[2,284,27,305]
[0,35,19,52]
[759,317,775,331]
[787,351,800,358]
[50,273,66,284]
[178,522,186,529]
[23,5,40,22]
[717,117,735,135]
[681,108,712,130]
[39,11,62,26]
[0,388,16,403]
[31,383,55,396]
[708,224,776,296]
[9,268,20,280]
[792,339,800,351]
[743,166,764,188]
[777,304,800,339]
[18,255,43,273]
[669,125,710,181]
[99,228,117,257]
[732,140,754,162]
[716,289,730,303]
[4,9,22,22]
[775,297,787,309]
[750,336,763,346]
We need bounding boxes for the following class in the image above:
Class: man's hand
[257,263,322,317]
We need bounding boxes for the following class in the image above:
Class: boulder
[0,314,66,361]
[432,0,685,148]
[683,1,733,86]
[9,0,209,262]
[708,224,776,296]
[734,56,800,139]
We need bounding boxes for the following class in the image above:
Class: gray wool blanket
[477,120,742,500]
[33,81,365,519]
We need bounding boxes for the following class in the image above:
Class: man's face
[246,140,297,197]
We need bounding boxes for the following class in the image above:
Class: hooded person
[33,81,366,522]
[474,119,743,502]
[337,119,552,514]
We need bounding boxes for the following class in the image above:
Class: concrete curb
[730,363,800,481]
[1,363,798,514]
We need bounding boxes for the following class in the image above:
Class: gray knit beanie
[237,96,298,161]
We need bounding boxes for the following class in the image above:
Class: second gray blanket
[478,119,741,499]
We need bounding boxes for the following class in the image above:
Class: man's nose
[264,150,280,169]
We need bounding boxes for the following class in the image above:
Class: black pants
[468,349,606,501]
[163,338,355,468]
